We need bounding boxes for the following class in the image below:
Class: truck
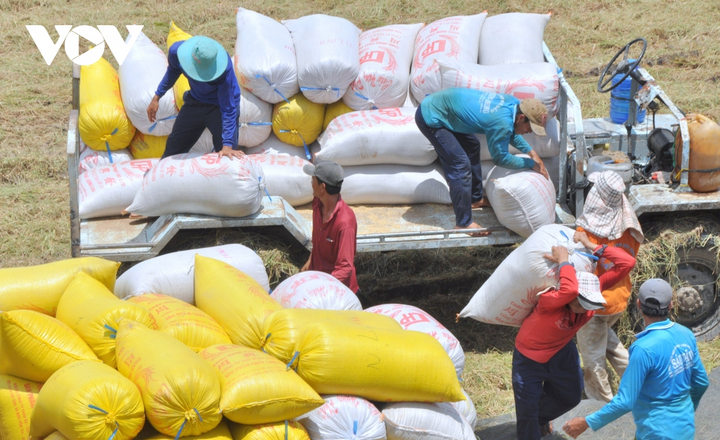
[66,39,720,341]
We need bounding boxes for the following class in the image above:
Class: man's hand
[217,145,245,160]
[528,150,550,180]
[543,245,569,264]
[147,95,160,123]
[573,230,596,250]
[563,417,589,438]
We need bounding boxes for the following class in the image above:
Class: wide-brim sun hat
[575,272,606,311]
[177,36,228,83]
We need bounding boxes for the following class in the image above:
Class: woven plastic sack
[317,107,436,166]
[476,116,560,160]
[237,85,273,147]
[115,320,222,437]
[229,420,310,440]
[272,94,325,158]
[79,57,135,152]
[29,361,145,440]
[235,8,299,104]
[341,164,451,205]
[115,244,269,304]
[271,271,361,311]
[128,293,232,352]
[284,14,361,104]
[246,154,313,206]
[56,272,154,368]
[344,23,424,110]
[0,257,119,316]
[167,22,192,109]
[244,133,307,158]
[199,344,324,424]
[43,432,69,440]
[409,13,487,104]
[0,374,42,440]
[458,224,596,326]
[128,131,167,159]
[439,60,560,117]
[365,303,465,378]
[296,395,386,440]
[78,142,133,174]
[452,389,478,429]
[119,31,177,136]
[0,310,99,382]
[482,157,560,192]
[382,402,475,440]
[290,321,464,402]
[260,308,402,363]
[479,13,551,65]
[137,420,232,439]
[126,153,265,217]
[78,158,158,218]
[322,100,354,131]
[194,255,282,349]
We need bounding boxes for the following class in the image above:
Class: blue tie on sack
[353,92,378,110]
[300,86,341,99]
[278,129,312,162]
[256,74,292,104]
[148,115,177,134]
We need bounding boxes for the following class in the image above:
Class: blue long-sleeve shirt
[419,88,535,170]
[586,319,709,440]
[155,41,241,149]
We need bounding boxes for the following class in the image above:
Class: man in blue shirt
[415,88,550,235]
[147,36,243,160]
[563,278,709,440]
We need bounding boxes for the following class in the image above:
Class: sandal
[539,421,554,436]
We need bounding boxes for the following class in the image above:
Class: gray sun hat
[575,272,607,311]
[303,161,344,187]
[639,278,673,310]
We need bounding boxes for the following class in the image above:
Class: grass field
[1,0,719,420]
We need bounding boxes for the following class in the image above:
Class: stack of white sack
[341,163,451,205]
[246,153,313,206]
[243,133,311,158]
[125,153,265,217]
[383,402,476,440]
[271,271,362,311]
[114,244,270,304]
[295,395,386,439]
[458,224,596,327]
[284,14,361,104]
[119,32,177,136]
[234,8,299,103]
[409,13,487,104]
[453,389,478,429]
[236,84,273,147]
[78,159,158,219]
[77,141,133,174]
[479,12,551,65]
[343,23,423,110]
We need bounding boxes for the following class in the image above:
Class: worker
[147,35,244,160]
[415,88,550,236]
[575,170,644,402]
[563,279,709,440]
[300,160,359,293]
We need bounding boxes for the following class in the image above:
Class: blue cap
[177,36,228,82]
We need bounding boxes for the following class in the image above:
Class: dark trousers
[414,106,483,227]
[512,341,584,440]
[162,93,237,159]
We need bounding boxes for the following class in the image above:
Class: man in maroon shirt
[300,161,359,293]
[513,231,636,439]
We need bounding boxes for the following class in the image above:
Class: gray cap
[303,161,344,187]
[639,278,673,310]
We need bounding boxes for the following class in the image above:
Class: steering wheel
[597,38,647,93]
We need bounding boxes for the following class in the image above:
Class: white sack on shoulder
[126,153,265,217]
[383,402,476,440]
[476,116,560,161]
[365,303,465,378]
[243,133,308,158]
[296,395,386,440]
[458,224,596,327]
[114,244,270,304]
[284,14,361,104]
[341,164,451,205]
[343,23,424,110]
[271,271,361,311]
[78,143,133,174]
[409,13,487,104]
[236,84,273,147]
[317,107,436,166]
[246,154,313,206]
[79,159,158,219]
[439,60,559,117]
[235,8,299,103]
[479,13,551,65]
[119,32,177,136]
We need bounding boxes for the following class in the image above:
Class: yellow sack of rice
[129,131,168,159]
[56,272,154,368]
[0,310,99,382]
[43,432,69,439]
[272,94,325,150]
[199,344,324,424]
[322,99,353,131]
[260,308,402,363]
[0,374,42,440]
[30,361,145,440]
[130,418,233,439]
[290,321,464,403]
[167,22,192,109]
[194,255,282,349]
[0,257,119,316]
[229,420,310,440]
[128,293,231,352]
[115,320,222,437]
[79,57,136,151]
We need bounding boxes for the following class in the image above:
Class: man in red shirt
[300,161,359,293]
[513,231,636,439]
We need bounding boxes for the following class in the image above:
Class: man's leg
[538,340,584,424]
[577,314,618,402]
[162,95,207,159]
[453,132,484,205]
[605,313,629,377]
[204,99,235,153]
[512,348,547,440]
